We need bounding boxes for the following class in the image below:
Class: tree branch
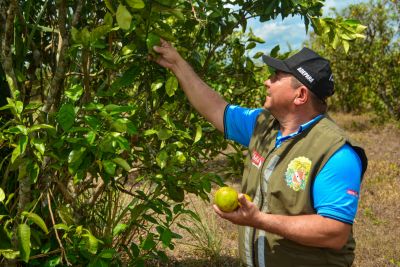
[0,0,18,98]
[42,0,69,113]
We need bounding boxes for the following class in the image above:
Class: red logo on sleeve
[251,150,265,169]
[347,189,359,197]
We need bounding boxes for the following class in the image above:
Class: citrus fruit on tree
[146,33,161,56]
[214,186,239,212]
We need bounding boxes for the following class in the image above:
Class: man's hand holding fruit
[213,187,261,228]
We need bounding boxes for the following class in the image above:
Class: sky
[247,0,370,55]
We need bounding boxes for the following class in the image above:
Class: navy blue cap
[262,47,334,100]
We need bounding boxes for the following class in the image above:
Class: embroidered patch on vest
[285,157,312,191]
[251,150,265,169]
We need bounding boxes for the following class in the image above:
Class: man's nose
[264,79,271,87]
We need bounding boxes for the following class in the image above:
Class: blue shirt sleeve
[224,105,263,147]
[313,144,362,224]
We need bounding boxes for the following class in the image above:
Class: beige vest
[238,110,367,267]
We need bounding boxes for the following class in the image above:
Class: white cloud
[247,15,308,55]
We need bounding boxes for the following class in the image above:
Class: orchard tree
[0,0,365,265]
[308,0,400,118]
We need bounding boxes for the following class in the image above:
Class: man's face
[263,71,297,112]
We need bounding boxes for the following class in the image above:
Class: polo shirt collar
[275,114,324,148]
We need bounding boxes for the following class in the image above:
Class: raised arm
[153,40,228,132]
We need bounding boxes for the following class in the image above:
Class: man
[153,40,368,267]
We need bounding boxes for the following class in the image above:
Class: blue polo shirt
[223,105,362,224]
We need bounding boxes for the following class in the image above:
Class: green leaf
[342,40,350,54]
[29,124,55,133]
[86,131,96,144]
[65,84,83,101]
[84,115,102,130]
[113,157,131,171]
[27,161,40,184]
[270,45,280,57]
[21,212,49,234]
[103,160,116,175]
[84,233,99,254]
[146,33,161,55]
[156,150,168,169]
[0,249,20,260]
[116,4,132,30]
[151,80,164,91]
[194,124,202,143]
[91,25,112,43]
[246,42,256,50]
[17,224,31,263]
[167,184,184,202]
[12,135,28,163]
[104,12,113,26]
[110,65,140,91]
[104,0,115,13]
[160,228,172,248]
[121,43,137,55]
[112,118,137,134]
[165,76,178,97]
[68,147,87,175]
[8,125,27,134]
[54,224,69,231]
[31,138,45,155]
[0,103,11,111]
[57,103,75,131]
[332,33,340,49]
[15,100,24,115]
[81,28,91,47]
[248,35,265,43]
[104,104,136,113]
[0,187,5,202]
[253,51,264,59]
[126,0,145,9]
[157,128,172,141]
[24,103,42,110]
[112,223,127,236]
[175,151,186,164]
[142,233,156,250]
[99,249,116,259]
[144,129,157,136]
[19,135,28,155]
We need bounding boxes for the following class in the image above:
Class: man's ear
[293,86,309,106]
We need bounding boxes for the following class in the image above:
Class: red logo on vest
[251,150,265,169]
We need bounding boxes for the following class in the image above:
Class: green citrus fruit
[146,33,161,56]
[214,187,239,212]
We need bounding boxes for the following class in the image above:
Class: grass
[160,112,400,267]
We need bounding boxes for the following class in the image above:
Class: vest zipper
[251,147,277,267]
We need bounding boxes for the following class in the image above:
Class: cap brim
[262,55,291,73]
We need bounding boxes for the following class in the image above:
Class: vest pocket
[268,187,300,212]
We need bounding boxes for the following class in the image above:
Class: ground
[161,112,400,267]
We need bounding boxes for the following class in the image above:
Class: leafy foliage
[308,0,400,119]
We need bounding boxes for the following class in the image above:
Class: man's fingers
[213,204,224,217]
[238,193,249,208]
[160,38,170,47]
[153,45,163,54]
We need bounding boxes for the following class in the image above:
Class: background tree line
[309,0,399,119]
